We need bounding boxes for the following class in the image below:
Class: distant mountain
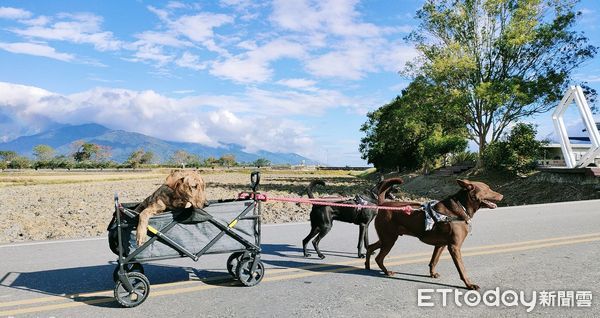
[0,123,317,165]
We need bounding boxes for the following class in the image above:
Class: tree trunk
[475,134,487,169]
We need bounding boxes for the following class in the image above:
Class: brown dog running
[364,178,503,290]
[135,170,206,246]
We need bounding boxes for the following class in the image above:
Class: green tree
[420,128,468,173]
[0,150,18,162]
[71,141,111,165]
[170,150,200,168]
[49,155,75,169]
[8,156,30,169]
[0,151,18,169]
[126,149,154,167]
[252,158,271,168]
[219,154,237,167]
[32,144,56,169]
[203,156,219,167]
[73,142,100,162]
[33,144,55,161]
[140,151,154,164]
[482,123,547,173]
[406,0,596,164]
[360,78,467,171]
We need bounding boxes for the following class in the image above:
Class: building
[539,143,600,167]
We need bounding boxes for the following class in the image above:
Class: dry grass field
[1,168,596,244]
[0,169,413,243]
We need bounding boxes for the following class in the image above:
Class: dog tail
[306,180,326,199]
[377,178,403,205]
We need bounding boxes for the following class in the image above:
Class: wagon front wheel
[236,258,264,287]
[114,272,150,308]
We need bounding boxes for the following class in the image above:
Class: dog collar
[456,200,472,224]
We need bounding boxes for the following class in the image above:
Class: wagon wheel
[114,272,150,308]
[226,252,245,279]
[113,263,144,282]
[236,258,265,287]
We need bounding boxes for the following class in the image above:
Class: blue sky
[0,0,598,166]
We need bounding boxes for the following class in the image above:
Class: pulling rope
[238,192,415,214]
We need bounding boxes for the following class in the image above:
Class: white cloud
[0,82,324,155]
[0,42,74,61]
[269,0,415,80]
[210,39,305,82]
[175,51,207,70]
[127,44,174,66]
[170,13,233,43]
[10,12,122,51]
[270,0,386,38]
[306,39,418,79]
[0,7,32,20]
[133,31,192,48]
[147,6,233,55]
[21,15,51,26]
[578,74,600,83]
[173,89,195,94]
[276,78,318,90]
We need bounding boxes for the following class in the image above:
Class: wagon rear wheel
[113,263,144,282]
[114,272,150,308]
[226,252,245,279]
[236,258,264,287]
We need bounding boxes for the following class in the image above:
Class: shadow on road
[263,258,466,290]
[0,262,234,307]
[261,243,357,259]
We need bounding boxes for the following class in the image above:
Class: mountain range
[0,123,316,165]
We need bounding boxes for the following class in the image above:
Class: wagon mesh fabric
[108,200,257,259]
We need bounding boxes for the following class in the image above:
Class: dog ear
[456,179,474,191]
[165,176,184,189]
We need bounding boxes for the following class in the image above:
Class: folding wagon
[107,172,264,307]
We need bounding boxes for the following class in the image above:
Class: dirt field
[1,169,597,244]
[0,169,426,243]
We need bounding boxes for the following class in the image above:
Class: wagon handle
[251,171,260,192]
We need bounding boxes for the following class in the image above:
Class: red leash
[238,192,415,214]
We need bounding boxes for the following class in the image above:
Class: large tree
[33,144,55,162]
[360,77,467,171]
[127,149,155,167]
[71,141,111,163]
[406,0,596,162]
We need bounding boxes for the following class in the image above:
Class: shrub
[482,123,546,174]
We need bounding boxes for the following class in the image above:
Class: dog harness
[350,195,375,225]
[423,200,465,231]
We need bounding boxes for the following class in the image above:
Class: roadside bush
[482,123,546,174]
[450,151,477,165]
[8,156,31,169]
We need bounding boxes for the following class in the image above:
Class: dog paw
[430,272,440,279]
[358,253,366,259]
[303,253,311,258]
[318,254,326,260]
[136,238,146,247]
[385,271,396,276]
[466,284,480,291]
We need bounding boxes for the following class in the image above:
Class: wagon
[107,172,264,307]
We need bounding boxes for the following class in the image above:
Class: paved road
[1,199,599,317]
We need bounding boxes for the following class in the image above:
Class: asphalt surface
[1,199,599,317]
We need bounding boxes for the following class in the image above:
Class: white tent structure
[552,86,600,168]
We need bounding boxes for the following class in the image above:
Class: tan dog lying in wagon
[135,170,207,246]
